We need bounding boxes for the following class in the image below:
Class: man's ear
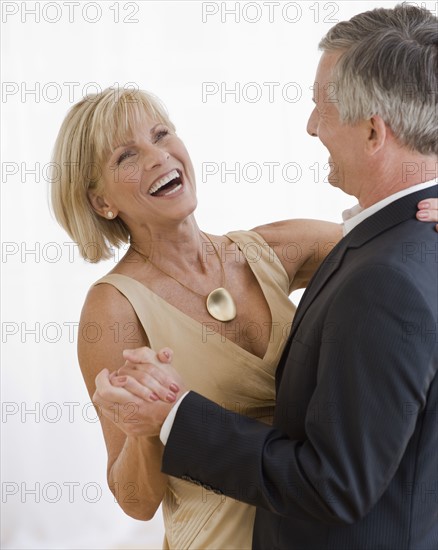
[87,189,118,220]
[366,115,387,155]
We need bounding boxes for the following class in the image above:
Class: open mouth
[148,169,183,197]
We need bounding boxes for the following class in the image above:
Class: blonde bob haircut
[50,87,176,262]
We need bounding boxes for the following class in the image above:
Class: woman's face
[99,113,197,232]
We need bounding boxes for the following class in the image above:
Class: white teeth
[149,169,180,195]
[163,183,182,196]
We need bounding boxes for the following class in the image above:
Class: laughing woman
[50,88,438,550]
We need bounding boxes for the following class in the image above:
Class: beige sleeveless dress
[96,230,296,549]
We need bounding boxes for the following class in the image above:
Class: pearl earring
[107,211,114,219]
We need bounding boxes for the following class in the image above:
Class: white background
[2,1,432,548]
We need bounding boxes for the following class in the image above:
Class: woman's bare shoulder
[78,281,147,396]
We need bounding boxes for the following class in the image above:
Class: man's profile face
[307,51,367,198]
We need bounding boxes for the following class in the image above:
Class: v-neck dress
[95,230,296,549]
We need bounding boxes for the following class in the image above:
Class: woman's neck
[128,216,214,275]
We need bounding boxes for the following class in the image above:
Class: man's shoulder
[362,216,436,264]
[346,213,435,265]
[341,217,437,313]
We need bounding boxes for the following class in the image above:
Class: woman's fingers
[122,347,179,389]
[114,346,186,403]
[93,366,177,436]
[417,198,438,223]
[113,366,178,402]
[157,347,173,363]
[113,373,176,403]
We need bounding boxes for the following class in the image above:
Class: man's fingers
[95,368,110,383]
[95,368,142,403]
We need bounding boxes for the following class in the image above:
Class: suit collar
[346,184,437,248]
[342,180,437,235]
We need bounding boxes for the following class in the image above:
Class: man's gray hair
[319,3,437,155]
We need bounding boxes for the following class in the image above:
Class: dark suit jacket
[162,186,438,549]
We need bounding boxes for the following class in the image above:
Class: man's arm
[161,265,437,524]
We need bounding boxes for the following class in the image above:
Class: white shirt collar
[342,179,438,236]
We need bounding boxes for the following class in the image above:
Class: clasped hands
[93,347,186,438]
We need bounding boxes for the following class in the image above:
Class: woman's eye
[154,128,169,142]
[116,150,135,165]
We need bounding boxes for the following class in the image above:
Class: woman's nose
[143,143,170,170]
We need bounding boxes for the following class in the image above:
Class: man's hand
[93,346,187,437]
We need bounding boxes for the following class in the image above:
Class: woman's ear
[87,190,118,220]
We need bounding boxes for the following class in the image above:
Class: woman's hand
[93,346,186,437]
[112,347,183,402]
[417,198,438,230]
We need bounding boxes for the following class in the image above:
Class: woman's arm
[252,219,343,291]
[78,283,168,520]
[253,198,438,292]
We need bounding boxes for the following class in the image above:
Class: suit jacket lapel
[288,235,350,340]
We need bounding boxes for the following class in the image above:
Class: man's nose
[306,107,318,137]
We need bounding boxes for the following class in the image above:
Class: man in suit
[97,4,438,548]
